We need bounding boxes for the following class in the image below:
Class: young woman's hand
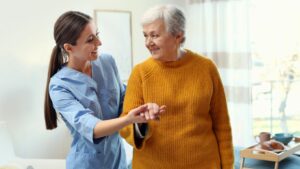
[126,104,148,123]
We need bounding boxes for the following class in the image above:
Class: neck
[162,48,186,62]
[177,48,186,60]
[67,60,92,77]
[82,61,92,77]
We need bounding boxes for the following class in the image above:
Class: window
[251,0,300,136]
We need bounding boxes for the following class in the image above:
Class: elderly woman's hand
[140,103,166,121]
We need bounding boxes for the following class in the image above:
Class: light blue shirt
[49,54,127,169]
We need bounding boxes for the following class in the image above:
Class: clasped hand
[127,103,166,123]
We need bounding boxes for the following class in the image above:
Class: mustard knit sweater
[120,49,234,169]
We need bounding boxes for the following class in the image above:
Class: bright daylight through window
[251,0,300,137]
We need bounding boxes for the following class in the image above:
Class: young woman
[44,11,164,169]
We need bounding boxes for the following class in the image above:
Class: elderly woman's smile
[143,19,183,62]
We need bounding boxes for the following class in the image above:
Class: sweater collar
[151,49,193,68]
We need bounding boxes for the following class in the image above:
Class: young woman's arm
[93,104,147,138]
[94,103,165,138]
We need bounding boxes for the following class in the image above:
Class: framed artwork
[94,10,133,82]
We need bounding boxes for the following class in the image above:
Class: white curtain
[185,0,253,147]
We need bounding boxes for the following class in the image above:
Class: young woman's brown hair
[44,11,91,129]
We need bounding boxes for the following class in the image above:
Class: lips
[91,51,98,57]
[149,48,159,54]
[91,49,98,54]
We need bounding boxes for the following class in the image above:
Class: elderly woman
[120,4,234,169]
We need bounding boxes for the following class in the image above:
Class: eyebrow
[143,31,157,35]
[86,31,99,40]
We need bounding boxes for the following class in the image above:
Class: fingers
[150,104,158,120]
[129,104,148,116]
[152,104,159,115]
[159,105,166,114]
[147,103,165,118]
[160,105,167,109]
[141,111,160,121]
[135,116,147,123]
[130,103,166,122]
[151,105,166,121]
[145,103,154,120]
[159,109,165,114]
[144,111,151,120]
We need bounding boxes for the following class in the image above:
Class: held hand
[127,103,166,124]
[141,103,166,121]
[127,104,148,123]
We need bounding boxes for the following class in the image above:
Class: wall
[0,0,186,159]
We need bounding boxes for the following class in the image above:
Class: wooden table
[240,141,300,169]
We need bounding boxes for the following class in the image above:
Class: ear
[175,32,184,43]
[63,43,73,54]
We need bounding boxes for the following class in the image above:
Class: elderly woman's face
[143,19,182,61]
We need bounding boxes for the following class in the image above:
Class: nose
[95,36,102,46]
[145,37,153,47]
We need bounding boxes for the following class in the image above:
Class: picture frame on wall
[94,10,133,82]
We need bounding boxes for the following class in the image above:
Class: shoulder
[186,49,213,65]
[49,73,68,98]
[186,49,218,71]
[130,57,155,77]
[96,53,115,65]
[49,68,68,87]
[93,53,117,70]
[49,67,87,92]
[49,69,70,92]
[100,53,114,61]
[135,57,153,68]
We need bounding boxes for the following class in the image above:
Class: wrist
[123,114,132,125]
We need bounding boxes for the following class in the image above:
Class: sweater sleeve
[208,60,234,169]
[119,65,151,150]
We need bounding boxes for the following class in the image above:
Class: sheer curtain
[185,0,253,147]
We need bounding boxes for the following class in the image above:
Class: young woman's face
[142,19,182,61]
[70,21,101,62]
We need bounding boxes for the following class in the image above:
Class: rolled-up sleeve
[49,84,101,143]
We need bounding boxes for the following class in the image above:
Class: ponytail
[44,45,64,129]
[45,11,92,129]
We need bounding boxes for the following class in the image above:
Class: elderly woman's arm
[119,65,151,149]
[209,60,234,169]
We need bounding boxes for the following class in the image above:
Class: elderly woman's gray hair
[141,4,186,43]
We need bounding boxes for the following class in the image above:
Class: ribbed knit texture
[120,49,234,169]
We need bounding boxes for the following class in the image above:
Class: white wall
[0,0,186,159]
